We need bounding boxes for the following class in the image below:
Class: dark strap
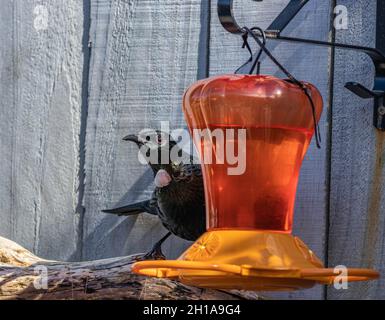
[241,26,321,149]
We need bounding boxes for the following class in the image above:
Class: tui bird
[103,130,206,260]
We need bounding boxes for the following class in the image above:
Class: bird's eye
[171,161,181,169]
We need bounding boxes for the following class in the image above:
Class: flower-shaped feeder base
[132,230,379,291]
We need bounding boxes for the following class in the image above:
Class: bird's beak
[123,134,142,146]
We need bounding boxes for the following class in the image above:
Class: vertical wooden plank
[83,0,208,260]
[328,0,385,299]
[0,0,86,260]
[0,0,14,242]
[209,0,333,299]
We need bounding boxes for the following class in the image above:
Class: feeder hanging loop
[235,27,266,75]
[241,26,322,148]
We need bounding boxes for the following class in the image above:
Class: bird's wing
[102,197,159,216]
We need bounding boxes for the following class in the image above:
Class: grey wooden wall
[0,0,383,299]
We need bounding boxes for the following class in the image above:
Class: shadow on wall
[69,168,190,262]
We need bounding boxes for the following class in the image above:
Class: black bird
[103,130,206,260]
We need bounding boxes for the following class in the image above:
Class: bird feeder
[132,0,381,291]
[132,74,379,291]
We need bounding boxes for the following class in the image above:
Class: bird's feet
[140,246,166,261]
[137,232,172,261]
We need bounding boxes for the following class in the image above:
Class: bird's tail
[102,200,157,216]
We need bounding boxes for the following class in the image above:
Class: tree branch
[0,236,260,300]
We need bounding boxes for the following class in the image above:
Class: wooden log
[0,236,260,300]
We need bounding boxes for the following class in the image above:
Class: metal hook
[218,0,308,35]
[217,0,243,34]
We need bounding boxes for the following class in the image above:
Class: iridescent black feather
[103,131,205,258]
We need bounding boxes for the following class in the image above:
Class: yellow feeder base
[132,230,379,291]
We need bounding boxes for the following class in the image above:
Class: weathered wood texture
[0,0,86,261]
[0,236,260,300]
[208,0,332,299]
[327,0,385,299]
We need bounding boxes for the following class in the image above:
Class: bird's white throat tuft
[154,169,172,188]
